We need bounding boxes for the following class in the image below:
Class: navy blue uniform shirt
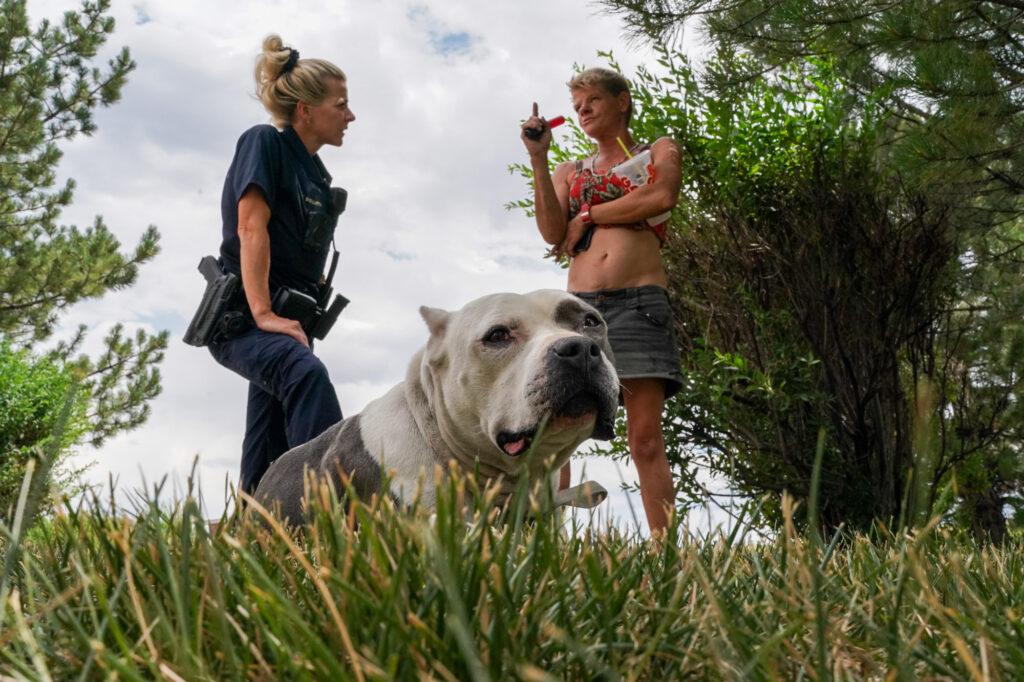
[219,125,337,299]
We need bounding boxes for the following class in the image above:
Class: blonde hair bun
[254,34,346,127]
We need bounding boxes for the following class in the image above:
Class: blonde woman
[522,68,682,534]
[209,35,355,493]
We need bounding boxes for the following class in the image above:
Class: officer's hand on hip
[254,310,309,348]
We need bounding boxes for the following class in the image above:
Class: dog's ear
[419,306,450,338]
[419,306,450,367]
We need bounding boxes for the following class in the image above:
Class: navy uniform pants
[209,328,342,493]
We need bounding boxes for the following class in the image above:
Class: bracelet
[578,203,593,226]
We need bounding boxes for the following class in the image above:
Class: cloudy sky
[31,0,706,534]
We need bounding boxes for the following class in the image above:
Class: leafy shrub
[515,50,1024,536]
[0,341,88,521]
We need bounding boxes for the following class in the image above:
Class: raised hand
[520,101,551,156]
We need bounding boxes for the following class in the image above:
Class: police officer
[209,34,355,494]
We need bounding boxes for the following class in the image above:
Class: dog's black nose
[550,336,601,371]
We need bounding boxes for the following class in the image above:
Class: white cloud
[29,0,712,532]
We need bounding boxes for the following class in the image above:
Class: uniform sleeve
[227,125,282,208]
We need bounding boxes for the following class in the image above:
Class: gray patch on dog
[317,414,382,501]
[254,414,381,527]
[554,298,589,329]
[555,298,615,366]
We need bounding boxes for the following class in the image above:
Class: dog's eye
[583,313,601,328]
[483,326,513,345]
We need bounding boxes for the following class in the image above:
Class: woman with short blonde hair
[522,67,683,534]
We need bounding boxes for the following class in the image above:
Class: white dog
[254,289,619,525]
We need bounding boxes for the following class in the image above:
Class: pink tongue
[503,438,527,455]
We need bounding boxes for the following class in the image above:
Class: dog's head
[417,289,619,476]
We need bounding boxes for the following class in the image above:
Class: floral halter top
[567,143,668,245]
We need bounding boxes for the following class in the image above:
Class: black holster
[271,287,349,341]
[183,256,248,347]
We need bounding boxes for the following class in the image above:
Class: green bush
[0,341,87,521]
[515,50,1024,537]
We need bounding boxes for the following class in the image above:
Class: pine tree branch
[983,0,1024,11]
[0,292,68,313]
[0,96,34,158]
[40,72,126,127]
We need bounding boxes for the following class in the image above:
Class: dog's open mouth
[498,390,608,457]
[497,427,537,456]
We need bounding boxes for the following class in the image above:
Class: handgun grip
[198,255,223,283]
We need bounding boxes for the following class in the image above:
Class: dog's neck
[404,349,515,486]
[401,349,448,465]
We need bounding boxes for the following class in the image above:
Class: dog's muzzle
[496,335,618,457]
[545,336,617,440]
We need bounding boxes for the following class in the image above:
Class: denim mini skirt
[572,285,682,399]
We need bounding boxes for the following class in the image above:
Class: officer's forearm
[238,219,273,321]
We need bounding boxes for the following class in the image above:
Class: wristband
[578,203,593,226]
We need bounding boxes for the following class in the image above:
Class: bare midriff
[567,225,667,292]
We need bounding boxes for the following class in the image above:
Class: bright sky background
[32,0,708,534]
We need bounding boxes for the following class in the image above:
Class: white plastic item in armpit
[609,149,671,226]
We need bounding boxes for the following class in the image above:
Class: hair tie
[281,48,300,75]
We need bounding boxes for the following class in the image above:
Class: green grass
[1,470,1023,681]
